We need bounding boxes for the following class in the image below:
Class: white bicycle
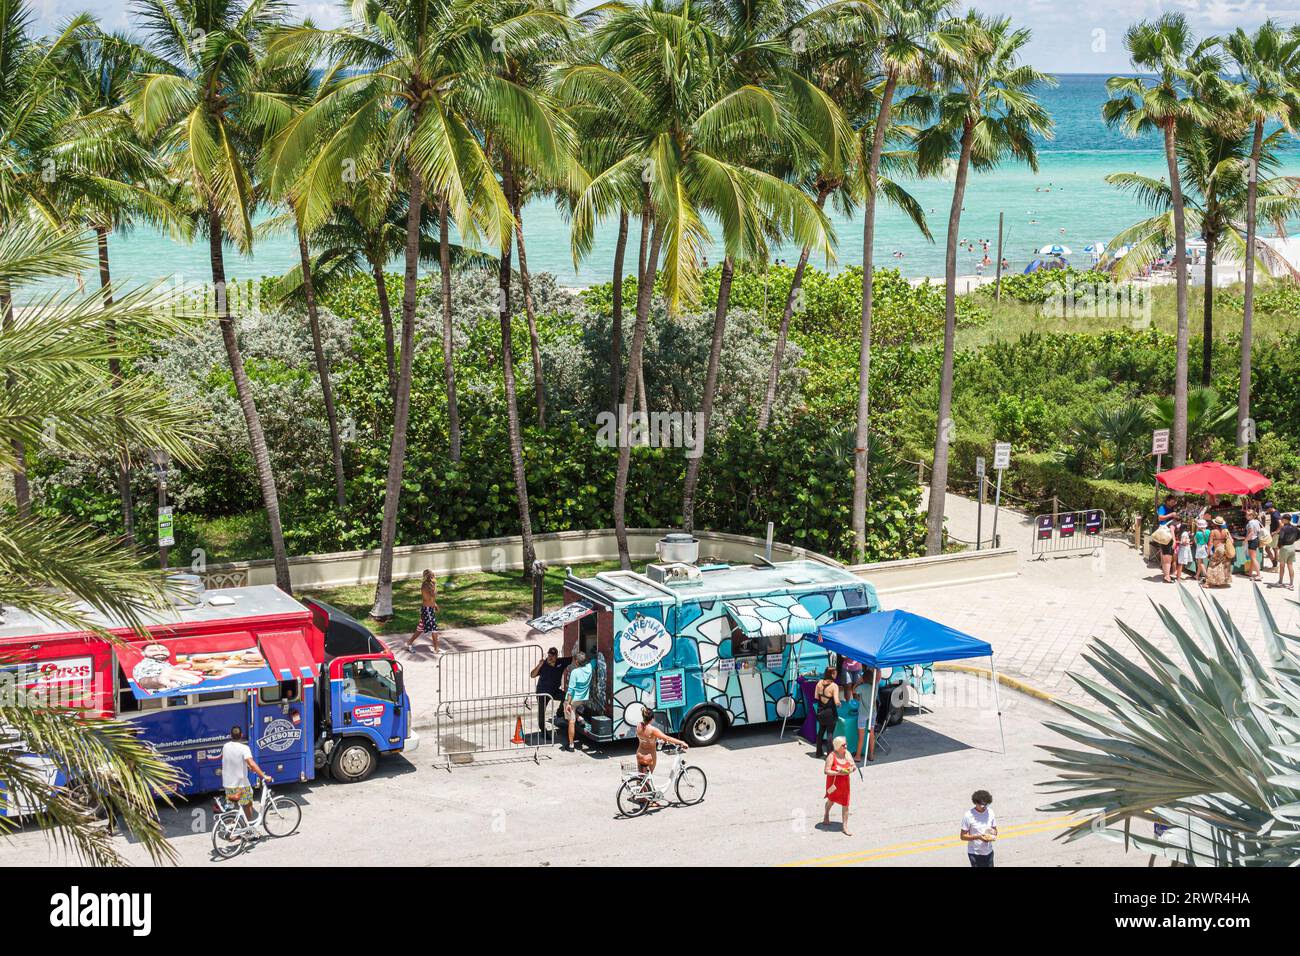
[616,744,707,817]
[211,780,301,858]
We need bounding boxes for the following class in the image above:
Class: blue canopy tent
[812,610,1005,754]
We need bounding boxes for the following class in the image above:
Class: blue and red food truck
[0,582,415,816]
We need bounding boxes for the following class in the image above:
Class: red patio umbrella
[1155,461,1271,496]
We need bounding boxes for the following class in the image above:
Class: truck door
[250,680,313,784]
[332,656,406,753]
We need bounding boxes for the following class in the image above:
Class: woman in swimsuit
[635,704,687,777]
[813,666,841,758]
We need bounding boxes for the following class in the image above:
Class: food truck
[548,535,883,746]
[0,580,414,816]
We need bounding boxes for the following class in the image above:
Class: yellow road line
[781,815,1089,867]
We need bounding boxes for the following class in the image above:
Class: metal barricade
[433,692,555,768]
[1030,509,1107,558]
[435,643,544,713]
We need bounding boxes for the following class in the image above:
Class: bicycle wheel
[262,795,302,838]
[212,814,245,859]
[616,777,653,817]
[675,766,707,805]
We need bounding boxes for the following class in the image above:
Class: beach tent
[815,610,1005,753]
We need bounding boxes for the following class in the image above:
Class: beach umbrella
[1156,462,1271,496]
[1084,242,1106,254]
[1112,244,1131,259]
[1038,244,1071,256]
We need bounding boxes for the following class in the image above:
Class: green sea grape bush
[982,267,1115,305]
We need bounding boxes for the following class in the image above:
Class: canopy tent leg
[866,668,881,762]
[988,655,1006,754]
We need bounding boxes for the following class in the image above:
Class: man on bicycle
[635,704,687,777]
[221,726,271,823]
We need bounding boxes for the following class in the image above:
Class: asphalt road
[0,674,1146,868]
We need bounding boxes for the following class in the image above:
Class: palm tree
[268,0,570,608]
[913,13,1053,555]
[1104,124,1300,385]
[129,0,294,592]
[1104,14,1220,469]
[1147,386,1239,462]
[1040,587,1300,866]
[841,0,950,564]
[1224,23,1300,466]
[0,218,202,866]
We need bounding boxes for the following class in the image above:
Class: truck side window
[344,659,398,703]
[259,681,300,704]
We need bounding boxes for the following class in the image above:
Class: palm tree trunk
[96,225,135,545]
[438,195,462,462]
[610,209,629,410]
[371,259,396,401]
[1200,230,1215,388]
[297,226,346,510]
[681,256,734,532]
[635,206,652,419]
[208,206,292,592]
[510,191,546,428]
[1238,120,1263,466]
[614,210,664,568]
[0,283,30,519]
[1165,121,1190,467]
[854,74,899,564]
[370,169,424,618]
[760,186,830,431]
[499,160,535,575]
[924,125,974,556]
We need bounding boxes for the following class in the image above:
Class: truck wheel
[330,739,377,783]
[683,707,725,747]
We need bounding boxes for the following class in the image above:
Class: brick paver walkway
[895,490,1300,703]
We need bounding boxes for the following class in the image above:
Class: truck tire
[329,738,377,783]
[682,707,725,747]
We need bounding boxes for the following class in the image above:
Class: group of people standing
[1155,496,1298,590]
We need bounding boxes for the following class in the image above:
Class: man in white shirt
[221,726,270,823]
[960,789,998,867]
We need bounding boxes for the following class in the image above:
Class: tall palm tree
[842,0,949,564]
[914,12,1053,555]
[267,0,570,608]
[562,0,833,561]
[1104,13,1219,469]
[0,218,200,866]
[129,0,294,591]
[1224,22,1300,466]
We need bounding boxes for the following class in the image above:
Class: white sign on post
[1152,428,1170,456]
[993,442,1011,470]
[975,456,986,478]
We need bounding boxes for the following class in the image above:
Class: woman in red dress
[823,735,854,835]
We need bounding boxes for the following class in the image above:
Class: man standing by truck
[561,652,593,751]
[222,727,271,823]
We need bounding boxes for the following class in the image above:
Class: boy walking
[960,790,998,867]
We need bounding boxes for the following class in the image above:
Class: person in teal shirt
[562,652,594,751]
[1193,518,1212,585]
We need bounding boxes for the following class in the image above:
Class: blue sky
[28,0,1300,73]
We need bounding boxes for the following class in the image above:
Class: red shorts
[825,774,850,806]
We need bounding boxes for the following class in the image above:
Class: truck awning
[259,629,318,685]
[724,595,817,640]
[526,600,596,633]
[118,632,278,701]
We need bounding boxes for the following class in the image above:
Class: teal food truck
[550,535,881,746]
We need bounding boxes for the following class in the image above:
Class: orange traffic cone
[511,716,525,745]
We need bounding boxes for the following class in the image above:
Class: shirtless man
[635,704,687,778]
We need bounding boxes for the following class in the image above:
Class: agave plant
[1039,585,1300,866]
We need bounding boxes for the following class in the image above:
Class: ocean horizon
[35,74,1300,300]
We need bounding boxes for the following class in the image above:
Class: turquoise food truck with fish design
[550,535,883,746]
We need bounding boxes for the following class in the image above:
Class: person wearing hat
[1193,518,1211,585]
[1206,517,1233,588]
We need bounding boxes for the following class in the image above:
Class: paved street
[0,673,1143,868]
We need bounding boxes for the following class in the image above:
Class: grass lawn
[301,560,622,636]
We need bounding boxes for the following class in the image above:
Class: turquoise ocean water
[46,75,1300,295]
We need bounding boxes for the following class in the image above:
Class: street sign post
[157,506,175,548]
[975,456,987,550]
[992,443,1011,548]
[1152,428,1170,506]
